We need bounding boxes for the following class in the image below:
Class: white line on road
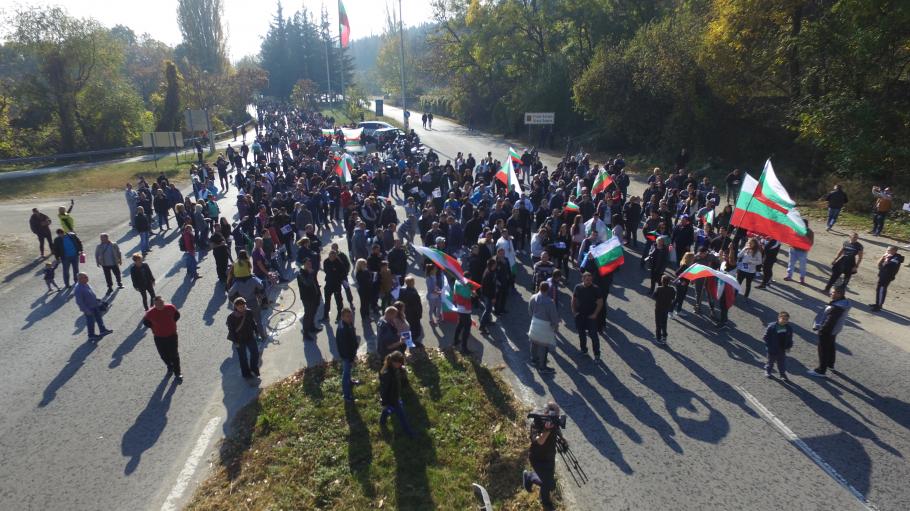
[736,386,878,511]
[160,416,221,511]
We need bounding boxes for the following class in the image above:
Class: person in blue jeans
[379,351,414,438]
[51,229,82,288]
[134,206,151,254]
[822,184,848,231]
[571,272,603,359]
[335,308,361,402]
[73,273,112,341]
[479,258,498,334]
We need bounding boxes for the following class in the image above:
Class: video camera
[527,412,567,429]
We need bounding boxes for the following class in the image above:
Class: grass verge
[187,349,557,511]
[0,157,197,201]
[799,203,910,242]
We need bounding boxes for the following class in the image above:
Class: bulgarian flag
[702,209,715,225]
[678,263,742,292]
[591,169,613,195]
[442,275,473,322]
[564,201,580,213]
[582,236,624,276]
[338,0,351,48]
[414,245,480,289]
[730,160,812,250]
[509,146,522,166]
[585,217,609,242]
[706,272,737,310]
[334,153,353,183]
[495,158,522,194]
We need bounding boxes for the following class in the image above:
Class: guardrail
[0,119,255,167]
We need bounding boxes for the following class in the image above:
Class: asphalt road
[0,107,907,511]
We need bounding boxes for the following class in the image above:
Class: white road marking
[736,386,878,511]
[160,416,221,511]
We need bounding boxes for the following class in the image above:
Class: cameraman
[522,402,560,510]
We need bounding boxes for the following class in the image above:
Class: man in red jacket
[142,296,183,382]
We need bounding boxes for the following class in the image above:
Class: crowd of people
[24,102,906,510]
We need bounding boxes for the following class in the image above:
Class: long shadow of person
[2,257,45,284]
[202,284,227,326]
[39,338,100,407]
[343,401,374,499]
[109,324,148,369]
[22,290,71,330]
[389,371,437,510]
[121,375,178,475]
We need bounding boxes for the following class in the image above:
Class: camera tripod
[556,433,588,486]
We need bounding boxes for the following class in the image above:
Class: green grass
[187,349,557,511]
[0,157,201,200]
[799,203,910,242]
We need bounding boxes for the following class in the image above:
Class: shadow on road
[38,338,100,407]
[121,375,179,475]
[2,257,44,284]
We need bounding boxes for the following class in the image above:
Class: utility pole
[398,0,408,131]
[323,13,333,105]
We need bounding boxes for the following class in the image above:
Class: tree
[7,6,115,152]
[156,61,182,131]
[291,79,319,110]
[176,0,227,74]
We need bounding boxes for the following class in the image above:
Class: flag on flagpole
[338,0,351,48]
[677,263,742,292]
[495,158,523,194]
[414,245,480,288]
[334,153,353,183]
[730,161,812,250]
[584,217,609,242]
[591,169,613,195]
[581,236,625,275]
[509,147,522,166]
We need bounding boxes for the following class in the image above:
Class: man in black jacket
[870,246,904,311]
[29,208,53,257]
[622,196,642,248]
[226,297,260,379]
[823,184,848,231]
[336,308,360,402]
[297,258,322,340]
[398,276,424,347]
[653,275,676,344]
[522,402,560,511]
[321,250,346,322]
[129,253,156,310]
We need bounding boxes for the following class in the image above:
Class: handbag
[528,316,556,347]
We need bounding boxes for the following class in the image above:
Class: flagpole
[337,0,345,104]
[324,30,333,105]
[398,0,408,131]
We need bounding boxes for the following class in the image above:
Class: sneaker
[100,329,113,335]
[676,310,687,317]
[765,372,774,379]
[781,375,791,382]
[522,470,533,493]
[88,334,102,342]
[117,283,124,289]
[807,369,827,378]
[800,278,806,285]
[538,366,556,374]
[174,374,184,383]
[868,304,881,311]
[783,276,793,282]
[668,311,675,318]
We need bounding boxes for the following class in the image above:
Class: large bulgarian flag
[591,169,613,195]
[338,0,351,48]
[730,159,812,250]
[334,153,354,183]
[414,245,480,289]
[495,158,522,194]
[582,236,624,276]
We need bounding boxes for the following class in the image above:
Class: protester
[94,233,123,293]
[822,184,848,231]
[572,272,603,358]
[824,232,863,293]
[142,296,182,381]
[763,311,793,381]
[226,297,260,379]
[736,238,762,298]
[335,307,360,402]
[653,275,676,344]
[870,246,904,311]
[378,351,414,437]
[43,260,60,292]
[52,228,83,289]
[810,287,851,377]
[528,281,559,373]
[297,258,322,340]
[129,253,156,310]
[29,208,54,257]
[73,273,112,341]
[58,200,75,233]
[870,186,893,236]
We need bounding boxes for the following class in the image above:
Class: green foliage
[432,0,910,188]
[176,0,227,74]
[156,61,182,131]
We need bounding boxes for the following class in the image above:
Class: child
[44,260,60,292]
[763,311,793,381]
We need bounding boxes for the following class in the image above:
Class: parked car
[358,120,395,136]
